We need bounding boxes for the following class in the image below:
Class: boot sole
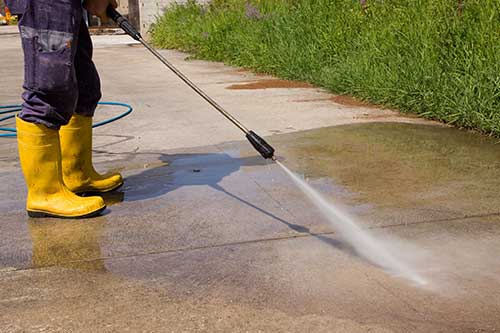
[76,182,124,196]
[27,206,106,219]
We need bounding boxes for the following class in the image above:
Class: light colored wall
[138,0,207,37]
[117,0,129,16]
[139,0,178,36]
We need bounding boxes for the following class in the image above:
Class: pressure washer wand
[106,7,275,160]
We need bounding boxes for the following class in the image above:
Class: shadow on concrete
[122,152,269,202]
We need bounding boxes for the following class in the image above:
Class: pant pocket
[21,36,37,90]
[36,44,74,93]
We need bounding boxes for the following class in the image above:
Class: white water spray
[276,160,427,286]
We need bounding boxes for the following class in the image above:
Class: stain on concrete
[331,95,379,108]
[293,95,383,109]
[227,79,314,90]
[233,68,273,77]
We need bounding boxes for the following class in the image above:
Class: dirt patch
[233,68,269,77]
[293,95,383,109]
[330,95,379,108]
[227,79,314,90]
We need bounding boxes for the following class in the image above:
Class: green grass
[151,0,500,136]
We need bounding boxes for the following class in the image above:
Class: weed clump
[152,0,500,136]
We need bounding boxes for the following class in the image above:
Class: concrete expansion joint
[3,211,499,275]
[376,212,500,230]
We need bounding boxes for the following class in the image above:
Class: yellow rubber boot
[16,117,106,218]
[59,114,123,194]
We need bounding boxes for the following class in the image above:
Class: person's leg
[17,0,81,129]
[74,17,101,118]
[16,0,106,218]
[59,22,123,194]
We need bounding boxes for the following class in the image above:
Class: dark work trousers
[16,0,101,129]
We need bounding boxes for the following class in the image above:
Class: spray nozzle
[106,6,142,41]
[246,131,275,159]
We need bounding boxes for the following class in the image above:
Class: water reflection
[28,218,107,272]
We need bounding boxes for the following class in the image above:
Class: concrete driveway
[1,31,500,332]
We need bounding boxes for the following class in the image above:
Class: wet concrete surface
[274,122,500,219]
[1,121,500,331]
